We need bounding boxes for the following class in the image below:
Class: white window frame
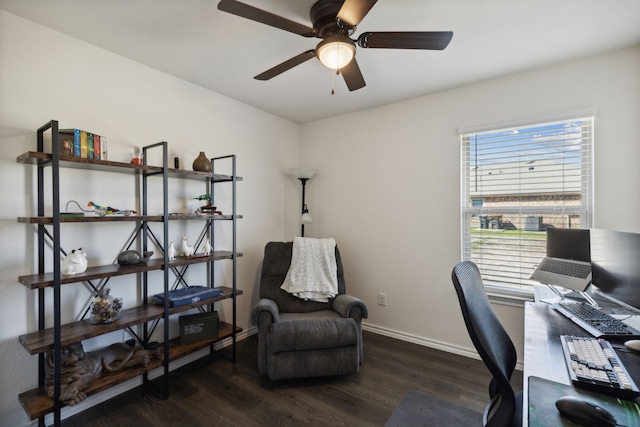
[460,116,594,300]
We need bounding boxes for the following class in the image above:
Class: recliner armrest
[252,298,280,326]
[332,294,368,320]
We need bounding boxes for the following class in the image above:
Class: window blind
[460,117,593,289]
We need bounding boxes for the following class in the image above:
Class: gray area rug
[385,390,483,426]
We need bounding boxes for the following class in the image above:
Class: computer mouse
[555,395,617,427]
[624,339,640,351]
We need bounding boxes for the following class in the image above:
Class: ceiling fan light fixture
[218,0,453,92]
[316,37,355,70]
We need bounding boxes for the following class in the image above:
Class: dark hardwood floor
[61,331,523,426]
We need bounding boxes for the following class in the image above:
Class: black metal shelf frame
[27,121,240,426]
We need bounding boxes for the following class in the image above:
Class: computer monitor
[590,228,640,313]
[546,227,591,262]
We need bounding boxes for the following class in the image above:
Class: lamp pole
[289,168,317,237]
[299,177,309,237]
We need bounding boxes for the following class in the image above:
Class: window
[460,117,593,292]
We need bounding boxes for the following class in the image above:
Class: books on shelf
[58,128,108,160]
[80,130,87,158]
[88,133,94,159]
[94,134,101,160]
[59,129,75,157]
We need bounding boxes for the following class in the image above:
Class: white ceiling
[1,0,639,123]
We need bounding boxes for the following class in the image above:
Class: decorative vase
[192,151,211,172]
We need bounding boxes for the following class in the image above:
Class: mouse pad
[528,376,640,426]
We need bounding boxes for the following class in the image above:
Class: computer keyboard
[553,301,640,339]
[538,257,591,278]
[560,335,640,399]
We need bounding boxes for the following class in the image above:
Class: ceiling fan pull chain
[331,69,338,95]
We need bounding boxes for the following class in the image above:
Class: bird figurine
[203,238,212,256]
[179,235,194,257]
[168,241,176,260]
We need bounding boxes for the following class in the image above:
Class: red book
[94,135,101,160]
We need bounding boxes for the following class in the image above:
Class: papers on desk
[536,287,585,305]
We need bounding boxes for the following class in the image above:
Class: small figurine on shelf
[61,248,88,275]
[179,235,194,257]
[45,340,160,406]
[194,194,221,215]
[203,238,212,255]
[117,250,153,265]
[87,201,137,216]
[168,241,176,260]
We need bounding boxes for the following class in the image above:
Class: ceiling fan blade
[357,31,453,50]
[254,50,316,81]
[341,58,366,91]
[337,0,378,28]
[218,0,316,37]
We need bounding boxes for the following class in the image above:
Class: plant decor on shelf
[90,287,122,324]
[194,194,221,215]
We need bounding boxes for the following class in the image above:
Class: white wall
[301,45,640,358]
[2,6,640,427]
[0,11,300,427]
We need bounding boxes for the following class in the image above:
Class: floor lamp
[289,168,318,237]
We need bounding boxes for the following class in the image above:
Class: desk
[523,301,640,425]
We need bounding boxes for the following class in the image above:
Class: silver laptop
[530,256,592,291]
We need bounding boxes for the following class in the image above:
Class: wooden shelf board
[18,215,163,224]
[18,252,243,289]
[17,151,242,182]
[168,251,242,268]
[18,322,241,420]
[18,262,164,289]
[166,168,243,182]
[17,214,242,224]
[167,214,242,221]
[18,305,165,355]
[18,286,241,354]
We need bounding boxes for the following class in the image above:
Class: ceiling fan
[217,0,453,91]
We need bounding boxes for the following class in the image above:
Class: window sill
[485,285,534,308]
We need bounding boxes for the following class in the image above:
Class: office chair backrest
[451,261,518,427]
[260,241,346,313]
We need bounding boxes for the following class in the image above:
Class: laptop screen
[546,228,591,262]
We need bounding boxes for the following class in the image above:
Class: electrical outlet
[378,292,387,306]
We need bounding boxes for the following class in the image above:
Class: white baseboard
[362,322,524,372]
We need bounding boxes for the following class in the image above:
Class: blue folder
[152,286,223,307]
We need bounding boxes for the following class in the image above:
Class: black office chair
[451,261,523,427]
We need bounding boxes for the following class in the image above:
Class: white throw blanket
[280,237,338,303]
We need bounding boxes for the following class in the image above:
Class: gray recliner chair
[252,241,368,380]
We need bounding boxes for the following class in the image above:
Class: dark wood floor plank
[61,331,522,426]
